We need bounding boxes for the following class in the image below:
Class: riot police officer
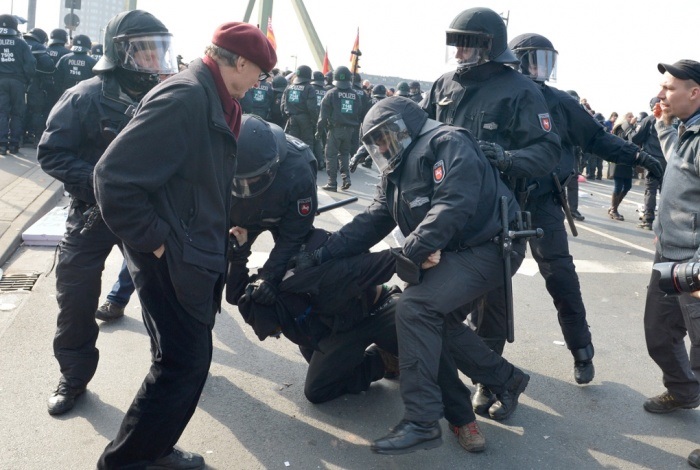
[22,28,55,146]
[505,32,663,389]
[37,10,177,416]
[240,76,274,119]
[226,114,318,307]
[45,28,71,114]
[408,80,422,103]
[269,74,288,129]
[310,70,327,169]
[321,97,529,454]
[282,64,317,147]
[0,14,35,154]
[317,65,364,191]
[395,80,410,97]
[54,34,97,93]
[421,7,562,416]
[371,84,387,105]
[90,43,103,61]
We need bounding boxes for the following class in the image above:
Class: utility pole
[27,0,37,30]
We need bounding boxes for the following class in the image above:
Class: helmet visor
[518,49,558,82]
[232,161,279,198]
[113,33,178,75]
[445,32,491,69]
[361,114,412,173]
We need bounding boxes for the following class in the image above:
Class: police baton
[552,172,578,237]
[496,196,544,343]
[316,197,358,215]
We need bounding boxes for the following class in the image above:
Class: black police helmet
[25,28,48,44]
[333,66,352,90]
[311,71,324,85]
[409,81,421,89]
[509,33,558,81]
[352,72,362,85]
[372,84,387,98]
[293,65,312,84]
[233,115,288,198]
[272,75,288,92]
[93,10,170,73]
[71,34,92,53]
[91,43,104,56]
[396,81,410,97]
[0,14,19,36]
[447,7,516,64]
[325,70,333,85]
[50,28,68,45]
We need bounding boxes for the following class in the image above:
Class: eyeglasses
[258,71,271,81]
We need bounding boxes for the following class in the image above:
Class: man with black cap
[282,64,317,148]
[53,34,97,93]
[640,59,700,470]
[94,21,276,469]
[0,14,35,154]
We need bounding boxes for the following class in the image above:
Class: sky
[2,0,699,118]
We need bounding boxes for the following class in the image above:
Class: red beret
[212,22,277,72]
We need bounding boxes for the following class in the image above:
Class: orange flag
[322,47,330,75]
[349,28,361,74]
[266,17,277,50]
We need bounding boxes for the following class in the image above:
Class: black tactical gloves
[635,151,664,179]
[479,141,513,173]
[350,146,370,173]
[249,278,277,305]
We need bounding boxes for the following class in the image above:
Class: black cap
[658,60,700,85]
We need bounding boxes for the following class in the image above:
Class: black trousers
[475,194,591,354]
[397,241,524,422]
[644,251,700,402]
[286,114,315,147]
[54,199,121,389]
[304,303,398,404]
[0,77,26,145]
[324,126,354,186]
[98,248,213,469]
[642,172,663,223]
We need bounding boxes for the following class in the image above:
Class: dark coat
[94,58,237,324]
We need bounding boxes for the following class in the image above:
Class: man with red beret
[94,21,275,469]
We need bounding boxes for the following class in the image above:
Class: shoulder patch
[433,160,445,184]
[297,197,312,217]
[538,113,552,132]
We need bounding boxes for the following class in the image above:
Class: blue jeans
[106,258,135,307]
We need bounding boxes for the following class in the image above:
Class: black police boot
[472,383,496,415]
[47,379,86,416]
[146,446,205,470]
[571,209,585,221]
[688,448,700,469]
[8,144,19,154]
[371,419,442,455]
[321,183,337,192]
[0,143,7,155]
[572,343,595,384]
[488,370,530,421]
[637,220,653,230]
[341,179,351,190]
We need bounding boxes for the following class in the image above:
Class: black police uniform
[282,78,317,147]
[317,85,364,189]
[37,74,138,392]
[310,79,327,168]
[45,42,70,112]
[23,37,55,143]
[630,114,665,226]
[241,79,274,120]
[226,134,318,303]
[0,26,36,152]
[54,50,97,94]
[325,98,525,423]
[422,61,561,353]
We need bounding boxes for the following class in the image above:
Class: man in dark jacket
[37,10,176,419]
[282,64,317,147]
[22,28,54,146]
[53,34,97,93]
[93,22,276,469]
[507,33,663,386]
[321,97,529,455]
[0,14,35,154]
[630,97,666,230]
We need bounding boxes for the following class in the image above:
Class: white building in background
[58,0,133,47]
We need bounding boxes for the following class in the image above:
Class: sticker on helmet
[538,113,552,132]
[433,160,445,184]
[297,197,312,216]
